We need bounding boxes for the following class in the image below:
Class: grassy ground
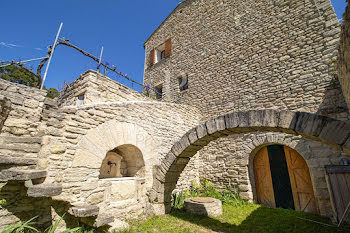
[124,203,350,233]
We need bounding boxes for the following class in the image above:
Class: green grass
[124,203,350,233]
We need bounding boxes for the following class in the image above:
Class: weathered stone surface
[0,157,37,165]
[27,184,62,197]
[68,205,99,217]
[293,112,328,137]
[319,119,350,145]
[184,197,222,217]
[108,219,129,232]
[0,169,47,181]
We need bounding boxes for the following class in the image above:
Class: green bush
[171,178,247,209]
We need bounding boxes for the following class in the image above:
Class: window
[149,38,172,67]
[155,84,163,100]
[178,75,189,91]
[155,44,166,64]
[77,94,85,106]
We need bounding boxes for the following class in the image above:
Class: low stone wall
[0,79,46,136]
[338,0,350,109]
[57,70,147,107]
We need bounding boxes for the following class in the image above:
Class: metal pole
[98,46,104,73]
[40,22,63,89]
[0,57,48,68]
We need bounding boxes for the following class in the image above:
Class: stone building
[0,0,350,231]
[144,0,349,218]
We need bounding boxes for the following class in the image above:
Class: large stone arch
[72,120,158,190]
[149,110,350,213]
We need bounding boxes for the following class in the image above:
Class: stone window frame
[178,74,189,92]
[154,82,163,100]
[76,92,85,106]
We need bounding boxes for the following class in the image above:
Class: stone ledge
[0,157,37,165]
[27,184,62,197]
[0,169,47,181]
[68,204,100,217]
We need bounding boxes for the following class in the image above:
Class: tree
[0,64,40,87]
[0,64,59,99]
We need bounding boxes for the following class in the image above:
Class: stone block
[0,157,37,165]
[0,169,47,181]
[68,204,99,217]
[27,184,62,197]
[108,219,129,232]
[186,127,198,144]
[293,112,328,138]
[319,119,350,145]
[278,110,298,131]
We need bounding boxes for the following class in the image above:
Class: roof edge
[143,0,196,46]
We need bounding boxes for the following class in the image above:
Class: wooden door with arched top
[284,146,318,214]
[254,147,276,208]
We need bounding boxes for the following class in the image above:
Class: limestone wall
[0,73,203,227]
[144,0,349,121]
[176,131,350,217]
[40,100,201,220]
[58,70,147,107]
[338,0,350,109]
[0,79,46,136]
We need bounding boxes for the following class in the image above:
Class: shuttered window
[165,38,172,58]
[149,49,155,67]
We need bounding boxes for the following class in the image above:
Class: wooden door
[284,146,318,214]
[254,147,276,208]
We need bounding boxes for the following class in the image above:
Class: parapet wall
[338,0,350,110]
[0,79,46,136]
[58,70,147,107]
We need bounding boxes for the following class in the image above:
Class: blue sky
[0,0,347,92]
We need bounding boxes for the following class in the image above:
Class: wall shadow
[0,181,78,231]
[169,205,349,233]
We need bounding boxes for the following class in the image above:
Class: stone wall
[338,0,350,109]
[144,0,349,121]
[176,131,350,217]
[0,79,46,136]
[58,70,147,107]
[0,72,203,228]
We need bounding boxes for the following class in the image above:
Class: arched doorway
[253,145,318,214]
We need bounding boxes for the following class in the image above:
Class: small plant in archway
[171,178,247,209]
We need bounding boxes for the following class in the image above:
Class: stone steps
[0,169,47,181]
[27,184,62,198]
[68,204,100,218]
[0,156,37,166]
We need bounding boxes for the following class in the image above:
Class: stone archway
[149,110,350,214]
[72,120,158,190]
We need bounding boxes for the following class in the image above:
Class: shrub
[171,178,247,209]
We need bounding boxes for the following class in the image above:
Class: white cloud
[34,48,43,51]
[0,42,19,48]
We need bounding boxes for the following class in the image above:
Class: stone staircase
[0,134,127,231]
[68,204,129,231]
[0,135,62,198]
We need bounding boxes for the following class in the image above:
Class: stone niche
[99,144,145,179]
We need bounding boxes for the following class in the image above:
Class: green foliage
[1,215,95,233]
[172,191,186,209]
[43,86,59,99]
[0,65,40,88]
[0,65,59,99]
[172,178,247,209]
[0,187,6,207]
[1,216,39,233]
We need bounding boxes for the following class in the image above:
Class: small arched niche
[99,144,145,179]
